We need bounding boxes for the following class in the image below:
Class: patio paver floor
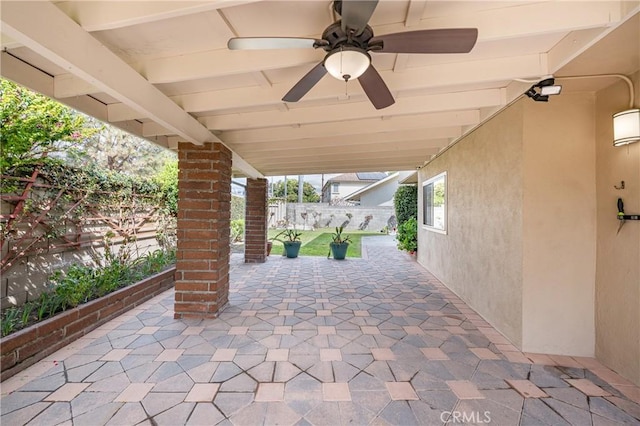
[2,236,639,425]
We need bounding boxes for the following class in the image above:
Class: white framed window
[332,182,340,193]
[423,172,447,233]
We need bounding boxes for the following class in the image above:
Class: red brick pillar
[174,142,231,319]
[245,178,268,263]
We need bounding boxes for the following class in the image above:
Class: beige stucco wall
[418,74,640,385]
[418,104,525,347]
[595,73,640,385]
[418,94,599,356]
[521,94,596,356]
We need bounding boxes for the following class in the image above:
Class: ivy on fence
[0,160,176,276]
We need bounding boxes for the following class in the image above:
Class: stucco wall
[360,177,399,207]
[521,94,596,356]
[418,104,525,346]
[417,76,639,384]
[594,73,640,385]
[418,94,600,356]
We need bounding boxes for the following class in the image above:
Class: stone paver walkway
[2,236,639,425]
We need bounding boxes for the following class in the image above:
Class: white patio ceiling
[1,1,638,178]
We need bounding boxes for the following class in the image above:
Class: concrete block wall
[284,203,397,233]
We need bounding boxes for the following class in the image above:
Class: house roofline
[344,172,400,201]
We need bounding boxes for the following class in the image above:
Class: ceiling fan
[228,0,478,110]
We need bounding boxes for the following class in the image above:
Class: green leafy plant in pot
[328,226,351,260]
[272,229,303,258]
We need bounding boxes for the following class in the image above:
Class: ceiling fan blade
[371,28,478,54]
[228,37,319,50]
[340,0,378,36]
[282,62,328,102]
[358,65,395,110]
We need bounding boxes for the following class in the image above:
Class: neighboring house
[321,172,387,203]
[344,171,415,207]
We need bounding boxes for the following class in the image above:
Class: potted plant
[328,226,351,260]
[272,229,303,258]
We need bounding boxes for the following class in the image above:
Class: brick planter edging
[0,266,176,382]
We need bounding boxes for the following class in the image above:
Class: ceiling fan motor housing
[321,21,375,52]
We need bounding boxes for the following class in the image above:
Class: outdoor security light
[525,78,562,102]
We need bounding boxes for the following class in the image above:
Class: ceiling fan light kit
[227,0,478,110]
[324,47,371,82]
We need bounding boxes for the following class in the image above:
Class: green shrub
[155,160,178,215]
[1,308,20,337]
[0,247,176,337]
[231,195,245,221]
[50,264,96,309]
[94,262,130,297]
[397,217,418,253]
[20,302,34,326]
[134,249,176,277]
[394,185,417,226]
[230,219,245,242]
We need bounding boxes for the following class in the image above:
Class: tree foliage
[0,78,95,173]
[272,179,320,203]
[154,159,178,215]
[394,185,418,225]
[1,78,175,177]
[231,195,246,221]
[434,181,445,206]
[69,117,175,176]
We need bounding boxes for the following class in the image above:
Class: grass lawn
[268,229,382,258]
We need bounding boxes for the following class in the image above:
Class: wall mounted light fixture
[613,108,640,146]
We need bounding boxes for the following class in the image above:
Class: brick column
[244,178,268,263]
[174,142,231,319]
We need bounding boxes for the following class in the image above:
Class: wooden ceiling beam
[202,89,500,131]
[220,111,476,143]
[55,0,263,32]
[232,128,452,151]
